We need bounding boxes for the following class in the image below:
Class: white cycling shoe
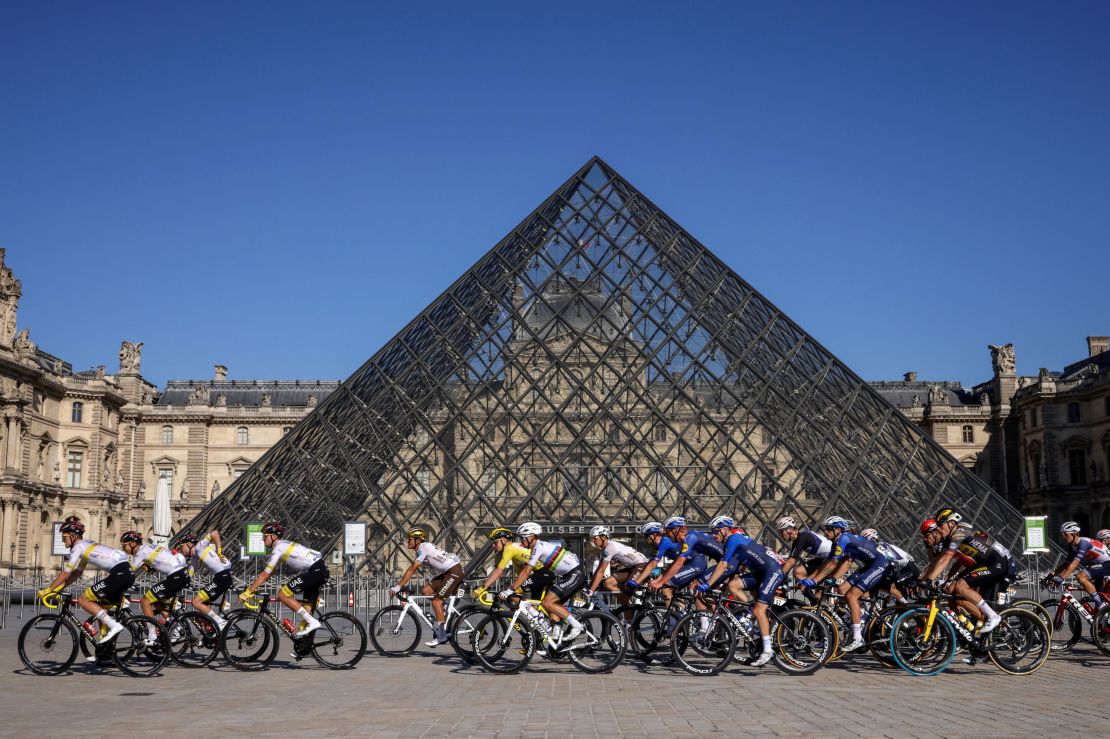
[562,624,584,643]
[425,637,449,648]
[841,638,865,653]
[979,614,1002,635]
[98,622,124,644]
[750,650,773,667]
[298,620,321,638]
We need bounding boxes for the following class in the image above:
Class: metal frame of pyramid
[182,156,1047,574]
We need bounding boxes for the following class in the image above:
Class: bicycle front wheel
[671,611,735,676]
[310,612,367,669]
[566,611,627,674]
[449,605,489,665]
[113,615,170,677]
[986,608,1051,675]
[866,605,904,669]
[1009,598,1053,636]
[772,609,832,675]
[1092,603,1110,656]
[889,607,956,676]
[168,611,221,668]
[18,614,79,676]
[472,613,533,674]
[629,605,677,666]
[222,611,280,671]
[1040,598,1081,652]
[369,605,422,656]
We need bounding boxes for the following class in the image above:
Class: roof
[518,275,630,343]
[868,380,985,408]
[156,379,341,407]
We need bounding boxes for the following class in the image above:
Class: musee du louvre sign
[182,157,1042,573]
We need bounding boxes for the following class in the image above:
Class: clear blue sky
[2,3,1107,388]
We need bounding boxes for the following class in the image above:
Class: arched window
[1067,402,1081,423]
[236,427,249,446]
[71,401,83,423]
[962,425,974,443]
[161,425,173,444]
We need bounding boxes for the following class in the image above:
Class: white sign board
[1023,516,1049,553]
[52,522,72,557]
[344,522,366,556]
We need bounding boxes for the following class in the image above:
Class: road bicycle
[152,594,227,668]
[1039,580,1107,652]
[221,594,366,670]
[625,588,693,666]
[370,592,472,656]
[18,591,169,677]
[1093,602,1110,656]
[888,590,1050,676]
[470,593,626,674]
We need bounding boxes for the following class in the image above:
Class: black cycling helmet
[178,533,200,545]
[60,520,85,536]
[261,521,286,537]
[120,530,143,544]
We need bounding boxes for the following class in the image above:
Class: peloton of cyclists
[1045,521,1110,604]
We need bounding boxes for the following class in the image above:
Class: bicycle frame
[392,593,465,631]
[1049,584,1100,625]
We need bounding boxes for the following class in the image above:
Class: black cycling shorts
[281,559,329,607]
[86,562,135,604]
[548,565,587,603]
[198,569,233,603]
[525,569,555,599]
[959,557,1009,599]
[146,568,191,603]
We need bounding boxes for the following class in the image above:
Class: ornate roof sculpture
[181,157,1048,571]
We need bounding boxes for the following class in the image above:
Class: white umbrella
[152,473,172,546]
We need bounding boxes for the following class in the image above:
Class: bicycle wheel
[222,611,280,671]
[889,607,957,676]
[772,609,832,676]
[168,611,220,668]
[566,611,627,674]
[866,606,903,669]
[472,612,533,674]
[801,606,842,662]
[113,615,170,677]
[308,612,366,669]
[629,605,678,666]
[986,608,1051,675]
[449,605,489,665]
[369,605,422,656]
[1009,598,1053,636]
[18,614,79,676]
[1091,603,1110,656]
[1040,598,1081,652]
[671,611,735,676]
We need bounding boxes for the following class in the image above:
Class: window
[233,468,246,480]
[962,425,974,443]
[282,426,292,435]
[158,468,174,494]
[236,427,249,446]
[654,424,668,443]
[1029,450,1042,488]
[759,472,775,501]
[71,402,83,423]
[1068,448,1087,486]
[161,425,173,444]
[66,451,83,488]
[415,467,432,493]
[1067,403,1081,423]
[761,427,772,445]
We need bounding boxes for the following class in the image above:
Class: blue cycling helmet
[709,515,735,530]
[640,521,664,536]
[664,516,687,530]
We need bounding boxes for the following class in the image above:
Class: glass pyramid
[183,157,1042,573]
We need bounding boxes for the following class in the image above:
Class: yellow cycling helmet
[488,527,513,541]
[406,527,427,541]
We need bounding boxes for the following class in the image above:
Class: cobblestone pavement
[0,629,1105,738]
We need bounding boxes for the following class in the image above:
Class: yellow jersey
[497,543,533,573]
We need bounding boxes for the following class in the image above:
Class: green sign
[244,523,267,556]
[1023,516,1048,553]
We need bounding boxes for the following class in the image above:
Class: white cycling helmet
[1060,521,1081,535]
[823,516,851,531]
[590,525,611,538]
[1096,529,1110,541]
[709,515,735,530]
[664,516,687,530]
[775,516,798,531]
[860,528,879,541]
[516,522,542,537]
[640,521,664,536]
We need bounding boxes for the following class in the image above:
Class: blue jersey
[652,536,680,562]
[679,530,725,562]
[722,532,781,575]
[830,532,887,566]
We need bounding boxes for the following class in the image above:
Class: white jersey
[64,540,130,574]
[414,541,461,575]
[132,543,187,575]
[527,540,581,576]
[878,541,914,568]
[191,537,232,575]
[600,540,649,568]
[264,539,322,574]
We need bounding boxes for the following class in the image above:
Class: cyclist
[476,527,547,600]
[700,517,785,666]
[860,528,918,602]
[776,516,832,581]
[584,525,649,610]
[390,527,464,647]
[501,522,587,643]
[1046,521,1110,605]
[1098,529,1110,548]
[120,531,191,644]
[801,516,891,652]
[648,516,724,594]
[177,530,232,630]
[919,508,1010,635]
[37,520,132,644]
[240,522,328,638]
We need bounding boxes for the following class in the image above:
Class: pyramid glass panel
[182,157,1049,573]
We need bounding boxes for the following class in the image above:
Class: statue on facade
[215,393,227,407]
[180,480,189,502]
[118,341,143,373]
[13,328,35,360]
[1039,367,1051,381]
[911,394,922,408]
[306,394,318,407]
[988,343,1016,375]
[190,384,208,404]
[929,385,947,405]
[260,392,272,407]
[0,249,22,346]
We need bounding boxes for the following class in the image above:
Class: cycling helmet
[590,525,611,538]
[516,522,542,537]
[120,531,143,544]
[663,516,687,530]
[919,518,938,535]
[59,520,85,536]
[488,527,513,541]
[860,528,879,541]
[261,521,286,537]
[934,507,962,524]
[775,516,798,531]
[178,533,199,545]
[709,515,735,531]
[640,521,664,536]
[406,527,427,541]
[1060,521,1081,535]
[1096,529,1110,541]
[822,516,850,531]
